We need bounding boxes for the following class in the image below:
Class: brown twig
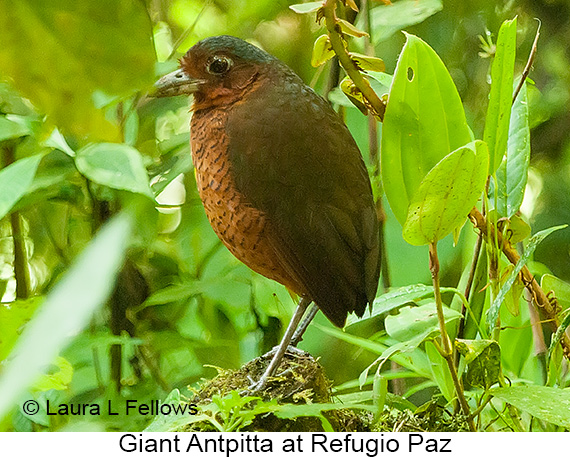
[468,207,570,360]
[512,20,540,104]
[323,0,385,120]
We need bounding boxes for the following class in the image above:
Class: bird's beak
[152,68,204,98]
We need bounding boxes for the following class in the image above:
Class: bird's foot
[259,344,307,360]
[241,345,308,395]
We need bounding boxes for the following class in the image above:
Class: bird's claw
[240,346,307,396]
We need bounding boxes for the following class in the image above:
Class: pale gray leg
[249,297,311,393]
[290,303,319,346]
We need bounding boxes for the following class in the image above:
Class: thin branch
[429,243,476,431]
[469,207,570,360]
[323,0,385,120]
[512,20,540,104]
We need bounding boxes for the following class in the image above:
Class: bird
[154,35,380,391]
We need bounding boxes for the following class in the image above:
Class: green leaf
[43,128,76,157]
[31,356,73,392]
[338,19,369,38]
[315,324,389,356]
[350,53,385,72]
[311,34,335,68]
[484,18,517,174]
[490,385,570,427]
[492,82,530,218]
[0,154,44,220]
[548,311,570,365]
[504,214,531,245]
[346,284,434,327]
[486,225,568,333]
[425,341,454,402]
[145,389,191,432]
[373,374,388,416]
[340,77,369,115]
[462,247,489,340]
[503,267,523,317]
[0,115,32,142]
[456,339,501,389]
[385,303,462,342]
[0,212,132,420]
[0,0,154,141]
[382,33,472,225]
[365,0,443,44]
[76,143,153,198]
[402,140,489,245]
[289,2,322,14]
[541,274,570,310]
[367,71,393,88]
[0,297,43,360]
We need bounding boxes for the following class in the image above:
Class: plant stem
[3,143,30,299]
[323,0,385,120]
[429,242,476,431]
[468,207,570,360]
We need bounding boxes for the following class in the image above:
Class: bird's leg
[290,303,319,346]
[248,297,311,393]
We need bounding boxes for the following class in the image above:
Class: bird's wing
[226,73,379,326]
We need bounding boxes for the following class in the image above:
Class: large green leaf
[484,18,517,174]
[382,33,472,225]
[0,212,132,419]
[402,140,489,245]
[0,0,154,141]
[0,154,44,220]
[492,82,530,218]
[490,386,570,427]
[76,143,153,198]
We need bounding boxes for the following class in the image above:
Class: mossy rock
[183,349,371,432]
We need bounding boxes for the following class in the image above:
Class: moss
[184,349,370,432]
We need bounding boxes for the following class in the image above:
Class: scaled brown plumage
[155,35,380,328]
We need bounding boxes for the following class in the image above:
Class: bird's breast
[190,108,305,294]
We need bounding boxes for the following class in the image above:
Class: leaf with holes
[382,33,472,225]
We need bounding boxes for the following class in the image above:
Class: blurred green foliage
[0,0,569,432]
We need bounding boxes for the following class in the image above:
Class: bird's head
[153,35,275,110]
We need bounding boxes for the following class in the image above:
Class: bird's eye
[207,56,232,75]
